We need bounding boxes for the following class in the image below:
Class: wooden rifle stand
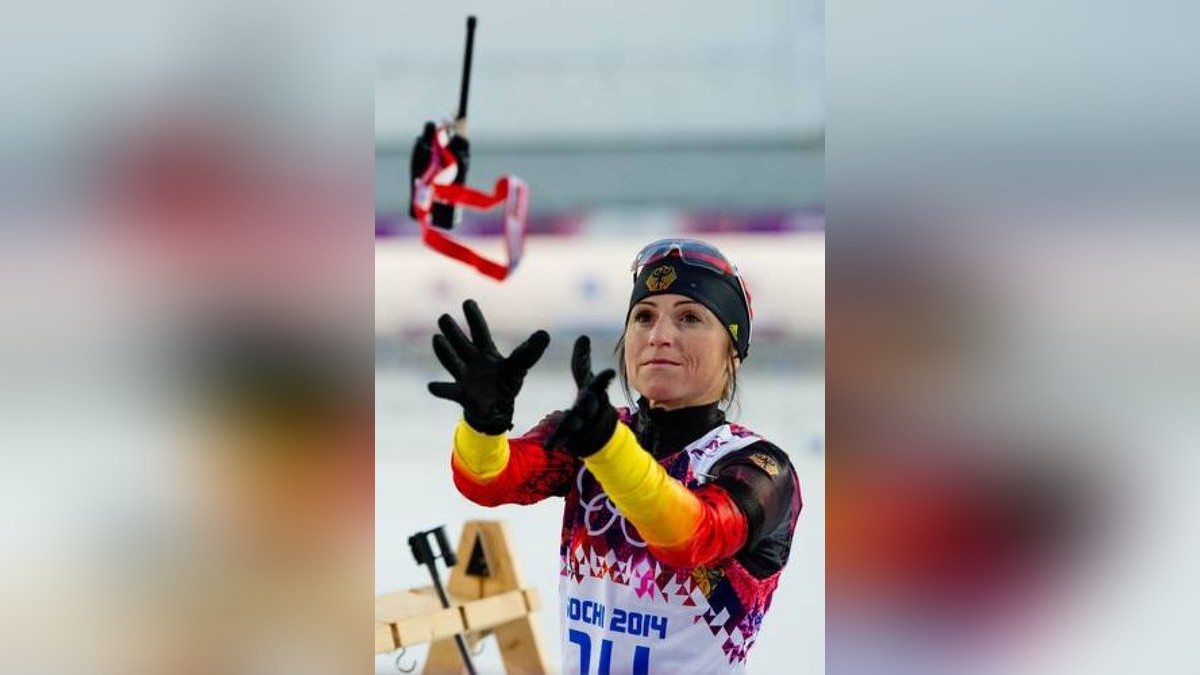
[375,520,549,674]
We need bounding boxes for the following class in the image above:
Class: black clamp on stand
[408,525,478,675]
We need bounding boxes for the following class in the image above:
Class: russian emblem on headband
[647,265,676,291]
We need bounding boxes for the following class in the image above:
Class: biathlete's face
[623,294,737,410]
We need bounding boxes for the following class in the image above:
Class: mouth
[643,359,681,366]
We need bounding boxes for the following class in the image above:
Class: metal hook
[470,638,486,657]
[394,646,418,673]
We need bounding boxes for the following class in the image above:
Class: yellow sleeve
[582,423,702,548]
[452,418,510,481]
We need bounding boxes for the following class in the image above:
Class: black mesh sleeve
[710,441,797,564]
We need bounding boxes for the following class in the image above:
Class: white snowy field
[376,365,824,674]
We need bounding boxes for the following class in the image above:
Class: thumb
[508,330,550,373]
[590,369,616,397]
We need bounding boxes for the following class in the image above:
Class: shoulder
[712,439,796,483]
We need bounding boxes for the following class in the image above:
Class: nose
[647,315,676,347]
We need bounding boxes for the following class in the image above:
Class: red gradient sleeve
[451,412,579,507]
[647,483,749,568]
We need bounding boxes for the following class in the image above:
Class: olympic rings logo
[577,469,647,548]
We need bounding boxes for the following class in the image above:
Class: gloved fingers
[462,299,497,355]
[570,335,593,389]
[427,381,465,404]
[437,313,478,361]
[507,329,550,373]
[432,334,467,380]
[590,369,616,396]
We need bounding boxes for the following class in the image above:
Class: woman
[428,239,801,674]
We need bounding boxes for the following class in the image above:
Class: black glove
[543,336,619,458]
[409,121,470,230]
[428,299,549,435]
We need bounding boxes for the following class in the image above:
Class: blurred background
[374,1,825,673]
[1,1,371,672]
[827,2,1200,674]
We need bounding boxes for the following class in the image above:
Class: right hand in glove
[428,299,549,435]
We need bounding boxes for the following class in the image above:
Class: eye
[680,311,702,324]
[632,309,654,324]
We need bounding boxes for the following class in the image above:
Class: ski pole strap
[410,124,529,281]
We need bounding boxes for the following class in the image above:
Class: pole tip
[467,15,477,29]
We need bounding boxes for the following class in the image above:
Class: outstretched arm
[545,336,796,568]
[427,299,580,505]
[452,412,579,506]
[581,422,748,567]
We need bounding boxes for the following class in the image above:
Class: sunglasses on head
[631,238,754,323]
[632,239,739,278]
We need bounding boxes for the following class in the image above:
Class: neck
[647,398,719,411]
[632,397,727,458]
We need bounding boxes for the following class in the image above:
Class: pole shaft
[457,16,477,120]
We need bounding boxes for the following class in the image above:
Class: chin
[633,381,683,405]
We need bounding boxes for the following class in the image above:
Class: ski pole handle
[457,15,477,121]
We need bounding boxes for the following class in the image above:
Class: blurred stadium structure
[374,0,824,359]
[375,2,824,673]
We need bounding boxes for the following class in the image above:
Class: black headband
[627,260,750,360]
